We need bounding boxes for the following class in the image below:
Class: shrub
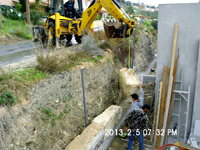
[0,90,15,106]
[14,26,32,39]
[0,68,48,100]
[143,20,152,28]
[36,54,69,73]
[81,35,100,52]
[98,40,111,49]
[30,9,43,25]
[95,14,102,20]
[0,6,25,20]
[151,20,158,30]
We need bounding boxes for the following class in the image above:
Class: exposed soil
[0,50,125,150]
[0,25,156,150]
[0,35,27,46]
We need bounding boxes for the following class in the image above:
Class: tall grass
[0,17,32,39]
[36,50,104,73]
[0,67,48,99]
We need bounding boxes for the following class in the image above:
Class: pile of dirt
[0,51,124,150]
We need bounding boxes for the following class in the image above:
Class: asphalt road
[0,27,104,67]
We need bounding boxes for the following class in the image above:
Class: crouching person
[125,104,150,150]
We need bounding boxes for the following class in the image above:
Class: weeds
[0,90,15,106]
[81,35,100,52]
[0,67,48,100]
[36,51,104,73]
[0,17,32,39]
[98,40,111,49]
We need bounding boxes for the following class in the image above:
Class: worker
[129,83,144,112]
[64,0,75,18]
[125,104,150,150]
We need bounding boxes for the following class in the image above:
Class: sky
[130,0,200,6]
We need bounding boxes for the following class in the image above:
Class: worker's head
[130,93,138,102]
[142,104,150,112]
[70,0,74,3]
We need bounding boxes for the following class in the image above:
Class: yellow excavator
[38,0,136,47]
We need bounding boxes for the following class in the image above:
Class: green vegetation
[95,14,102,20]
[140,10,158,19]
[0,17,32,39]
[0,90,16,106]
[0,67,48,100]
[98,40,111,49]
[43,108,57,126]
[126,6,135,14]
[30,9,43,25]
[37,51,104,73]
[42,98,73,126]
[143,20,157,37]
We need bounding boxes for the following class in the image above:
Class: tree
[19,0,41,12]
[19,0,26,12]
[151,20,158,30]
[126,6,134,14]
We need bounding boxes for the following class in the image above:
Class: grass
[0,67,49,99]
[0,16,32,39]
[37,51,104,73]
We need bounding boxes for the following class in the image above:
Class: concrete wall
[156,3,200,141]
[65,105,122,150]
[193,41,200,136]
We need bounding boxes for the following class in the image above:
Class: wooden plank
[153,82,163,147]
[164,68,170,113]
[164,54,180,142]
[174,142,200,150]
[160,76,173,146]
[155,66,167,148]
[150,110,156,143]
[169,23,179,77]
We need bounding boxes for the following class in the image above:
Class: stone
[65,105,122,150]
[120,68,140,97]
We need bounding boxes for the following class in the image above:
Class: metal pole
[81,67,87,127]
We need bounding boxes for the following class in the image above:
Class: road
[0,27,104,67]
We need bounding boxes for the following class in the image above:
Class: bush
[143,20,152,28]
[14,26,32,39]
[0,90,15,106]
[30,9,43,25]
[98,40,111,49]
[95,14,102,20]
[151,20,158,30]
[1,6,25,20]
[81,35,100,52]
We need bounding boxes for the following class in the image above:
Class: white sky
[130,0,200,6]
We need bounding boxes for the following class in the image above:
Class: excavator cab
[36,0,135,47]
[49,0,65,16]
[49,0,83,18]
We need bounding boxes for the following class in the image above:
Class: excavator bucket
[104,23,133,38]
[102,14,133,38]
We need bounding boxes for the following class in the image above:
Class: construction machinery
[37,0,136,47]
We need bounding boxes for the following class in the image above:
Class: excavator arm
[79,0,136,38]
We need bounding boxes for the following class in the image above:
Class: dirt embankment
[0,24,156,149]
[112,24,155,72]
[0,55,124,150]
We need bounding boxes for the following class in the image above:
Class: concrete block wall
[156,3,200,141]
[65,105,122,150]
